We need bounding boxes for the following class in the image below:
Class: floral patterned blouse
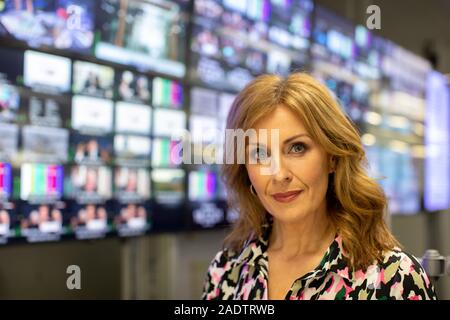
[202,224,437,300]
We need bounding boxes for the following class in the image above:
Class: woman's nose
[273,158,293,183]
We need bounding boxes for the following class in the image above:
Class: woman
[202,73,437,300]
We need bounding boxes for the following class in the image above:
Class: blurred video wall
[0,0,448,245]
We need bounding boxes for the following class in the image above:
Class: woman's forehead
[251,105,309,134]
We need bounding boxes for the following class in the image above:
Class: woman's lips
[271,190,303,203]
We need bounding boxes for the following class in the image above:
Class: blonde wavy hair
[222,72,401,271]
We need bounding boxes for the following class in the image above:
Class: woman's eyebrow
[283,133,311,144]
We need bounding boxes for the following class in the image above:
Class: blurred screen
[218,92,235,119]
[20,203,64,238]
[71,133,113,165]
[0,162,12,201]
[114,135,151,166]
[71,203,109,237]
[22,125,69,163]
[24,90,69,127]
[0,0,95,52]
[152,138,182,167]
[73,61,114,99]
[114,167,150,203]
[425,71,450,211]
[95,0,187,77]
[20,163,64,202]
[152,77,183,109]
[0,123,19,161]
[115,203,149,236]
[153,108,186,137]
[71,95,113,134]
[190,87,218,116]
[66,165,112,203]
[188,170,216,201]
[0,83,20,123]
[115,102,151,135]
[189,114,218,144]
[0,202,14,240]
[24,50,71,93]
[117,70,151,104]
[151,168,184,204]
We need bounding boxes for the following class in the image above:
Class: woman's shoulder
[368,247,438,299]
[379,247,426,275]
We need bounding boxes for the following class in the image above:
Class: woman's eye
[290,143,306,154]
[251,148,268,161]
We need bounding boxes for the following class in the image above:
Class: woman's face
[245,104,333,224]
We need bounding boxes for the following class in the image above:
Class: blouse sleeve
[389,252,438,300]
[201,250,228,300]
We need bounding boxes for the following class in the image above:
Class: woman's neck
[268,209,335,260]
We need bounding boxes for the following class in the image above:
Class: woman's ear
[329,156,336,174]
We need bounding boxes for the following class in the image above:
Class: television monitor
[0,163,12,201]
[266,50,291,76]
[0,202,14,241]
[268,25,292,48]
[114,135,151,166]
[191,202,225,228]
[225,66,253,91]
[189,115,219,144]
[245,49,266,74]
[71,95,113,134]
[191,27,221,58]
[192,56,226,88]
[0,0,95,52]
[152,77,183,109]
[0,83,20,123]
[114,203,150,236]
[95,0,187,77]
[326,30,354,60]
[289,11,311,39]
[114,167,150,203]
[71,203,109,238]
[194,0,224,20]
[0,47,24,85]
[355,25,371,49]
[153,108,186,137]
[115,102,151,135]
[247,20,268,42]
[20,203,65,242]
[398,152,420,214]
[246,0,270,22]
[22,125,69,163]
[425,71,450,211]
[73,61,114,99]
[190,87,218,116]
[152,138,183,167]
[221,10,249,34]
[0,123,19,161]
[24,50,71,93]
[23,90,70,127]
[71,133,113,165]
[188,170,217,201]
[67,165,112,203]
[221,36,247,66]
[20,163,64,202]
[117,70,151,104]
[151,168,184,204]
[223,0,247,14]
[218,92,235,119]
